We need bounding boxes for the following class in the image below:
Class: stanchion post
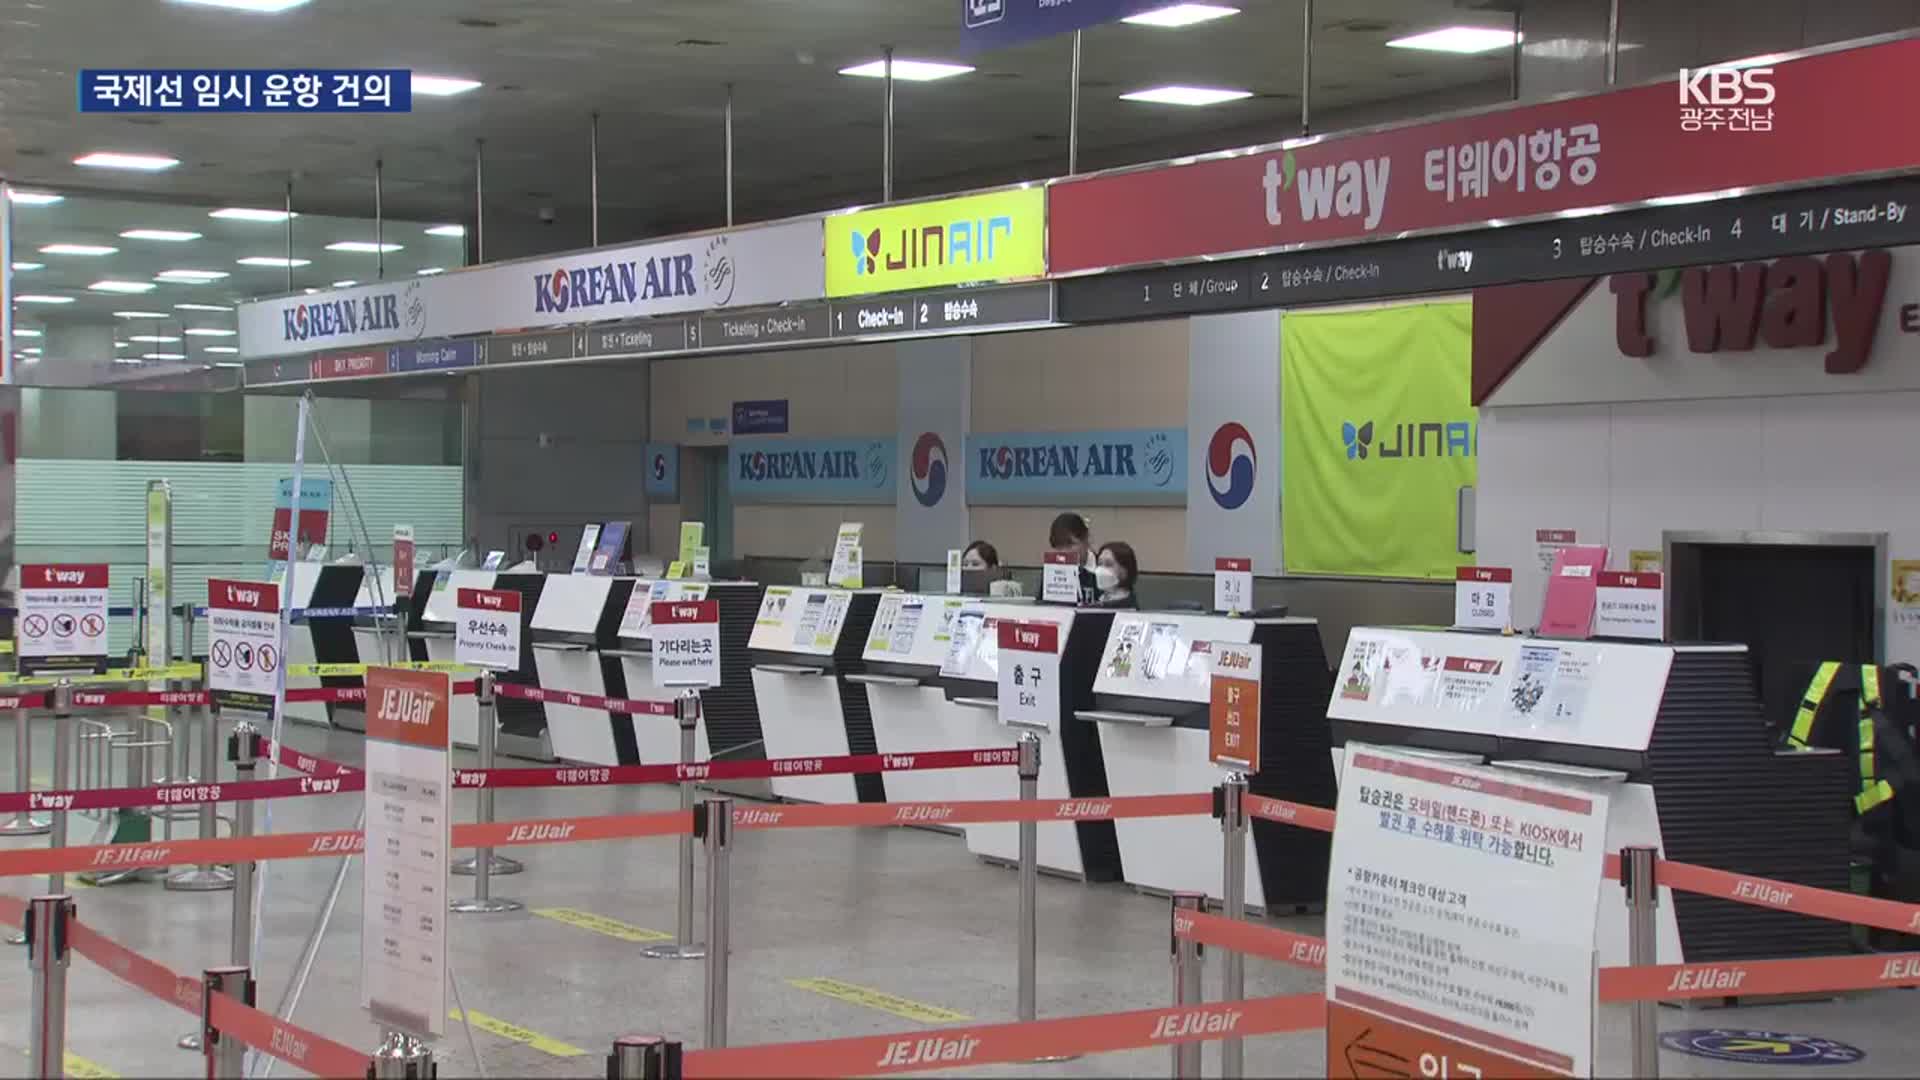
[1169,893,1205,1079]
[2,693,49,837]
[368,1028,438,1078]
[607,1035,680,1079]
[25,894,74,1080]
[47,679,72,896]
[1218,773,1248,1080]
[1623,846,1661,1079]
[452,672,521,913]
[452,672,520,877]
[167,697,233,892]
[1017,731,1040,1023]
[646,690,706,959]
[701,797,733,1049]
[181,718,255,1051]
[201,964,254,1079]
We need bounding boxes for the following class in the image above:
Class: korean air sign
[281,282,424,344]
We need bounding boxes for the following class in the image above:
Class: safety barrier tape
[494,681,677,716]
[259,739,358,778]
[682,991,1326,1078]
[1246,794,1335,833]
[207,987,372,1076]
[1641,856,1920,939]
[0,773,354,814]
[726,792,1213,831]
[0,692,47,710]
[287,660,474,678]
[1599,951,1920,1002]
[1173,909,1328,970]
[288,605,395,621]
[0,663,204,688]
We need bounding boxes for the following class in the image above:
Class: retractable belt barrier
[493,680,677,716]
[0,663,203,688]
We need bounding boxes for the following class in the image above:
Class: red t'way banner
[1048,36,1920,274]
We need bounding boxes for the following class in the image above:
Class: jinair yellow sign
[825,187,1046,297]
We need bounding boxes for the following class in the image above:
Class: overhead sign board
[825,187,1045,298]
[207,577,282,710]
[238,217,826,358]
[389,338,480,374]
[960,0,1167,50]
[19,564,109,673]
[1049,35,1920,275]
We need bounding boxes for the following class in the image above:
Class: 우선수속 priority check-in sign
[18,564,110,674]
[207,578,282,711]
[455,588,522,671]
[650,599,721,688]
[997,619,1061,733]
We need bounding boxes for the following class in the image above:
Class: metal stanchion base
[163,866,234,892]
[178,1031,202,1051]
[0,814,49,836]
[151,802,201,822]
[5,929,23,946]
[1024,1053,1082,1064]
[452,853,523,876]
[640,942,707,960]
[449,896,524,913]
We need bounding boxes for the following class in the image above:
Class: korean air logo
[851,229,880,276]
[910,432,947,507]
[1343,421,1374,460]
[651,453,669,481]
[1206,423,1257,510]
[964,0,1006,28]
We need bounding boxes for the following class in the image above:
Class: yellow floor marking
[449,1008,588,1058]
[532,906,673,943]
[788,977,973,1024]
[15,1049,117,1078]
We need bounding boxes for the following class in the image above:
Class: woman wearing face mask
[960,541,1000,571]
[1093,541,1140,609]
[1048,512,1097,604]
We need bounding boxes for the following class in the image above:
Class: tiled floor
[0,714,1915,1077]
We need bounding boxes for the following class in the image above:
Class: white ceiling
[0,0,1520,243]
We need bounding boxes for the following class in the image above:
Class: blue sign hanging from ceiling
[961,0,1170,50]
[1660,1030,1865,1066]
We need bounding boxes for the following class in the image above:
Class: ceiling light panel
[41,244,118,256]
[424,224,464,237]
[183,328,236,336]
[74,151,180,171]
[1386,26,1517,54]
[121,229,202,242]
[210,207,294,222]
[114,311,170,319]
[170,0,311,11]
[7,191,62,206]
[12,263,42,271]
[412,74,482,96]
[17,295,74,304]
[1121,4,1239,28]
[174,303,233,312]
[130,335,182,343]
[1119,85,1253,106]
[236,256,310,267]
[90,280,158,293]
[838,59,975,81]
[326,241,404,253]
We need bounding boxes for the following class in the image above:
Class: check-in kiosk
[607,579,712,765]
[415,568,496,748]
[1328,627,1854,965]
[1080,613,1335,910]
[529,573,625,765]
[747,587,885,804]
[939,603,1121,880]
[853,593,975,807]
[282,561,367,731]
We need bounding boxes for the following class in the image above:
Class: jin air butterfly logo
[1342,421,1374,460]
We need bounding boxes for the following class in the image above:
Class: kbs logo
[1678,65,1776,134]
[910,432,948,508]
[1205,423,1256,510]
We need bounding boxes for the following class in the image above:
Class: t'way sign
[19,564,109,673]
[997,619,1061,733]
[650,599,720,688]
[455,588,522,671]
[208,578,282,710]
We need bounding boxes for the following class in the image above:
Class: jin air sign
[826,187,1045,297]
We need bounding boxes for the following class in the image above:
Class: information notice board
[362,666,451,1038]
[1327,744,1606,1078]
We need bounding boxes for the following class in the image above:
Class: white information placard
[651,599,721,688]
[946,549,964,595]
[1041,550,1080,605]
[619,580,673,639]
[570,524,602,575]
[455,587,522,670]
[362,668,451,1038]
[996,620,1061,732]
[828,522,864,589]
[1213,557,1253,615]
[207,578,283,709]
[18,564,110,671]
[1594,571,1663,640]
[1454,566,1513,631]
[1326,744,1607,1078]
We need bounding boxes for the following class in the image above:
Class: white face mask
[1093,565,1120,592]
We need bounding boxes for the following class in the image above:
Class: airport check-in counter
[1081,613,1336,909]
[283,561,367,731]
[414,568,497,748]
[327,565,402,733]
[853,592,974,807]
[939,603,1121,880]
[607,579,713,765]
[530,573,625,765]
[1328,627,1855,965]
[748,587,886,804]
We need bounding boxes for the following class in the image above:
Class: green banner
[1281,301,1475,580]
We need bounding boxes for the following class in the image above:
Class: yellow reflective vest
[1787,662,1895,814]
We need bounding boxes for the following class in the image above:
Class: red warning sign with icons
[18,564,109,674]
[207,578,282,710]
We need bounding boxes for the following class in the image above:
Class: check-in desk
[1080,613,1335,910]
[939,603,1121,881]
[606,579,711,766]
[1328,627,1855,965]
[530,573,625,765]
[748,587,885,804]
[852,593,974,808]
[283,561,367,731]
[332,567,402,733]
[414,569,495,748]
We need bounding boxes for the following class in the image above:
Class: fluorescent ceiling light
[115,341,129,348]
[130,334,182,343]
[1119,85,1252,106]
[17,295,74,304]
[331,280,358,288]
[1386,26,1517,53]
[8,191,62,206]
[303,288,319,295]
[20,347,39,354]
[210,207,295,222]
[174,302,233,312]
[1122,4,1239,28]
[74,151,180,171]
[184,328,236,337]
[424,224,465,237]
[412,74,483,96]
[157,269,230,281]
[204,346,240,354]
[19,356,38,364]
[326,241,403,253]
[213,362,245,368]
[121,228,202,242]
[142,352,187,360]
[114,310,169,319]
[12,262,42,271]
[170,0,311,11]
[237,256,310,267]
[41,243,118,256]
[90,280,159,294]
[11,329,40,338]
[114,357,143,365]
[417,267,446,275]
[838,58,974,81]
